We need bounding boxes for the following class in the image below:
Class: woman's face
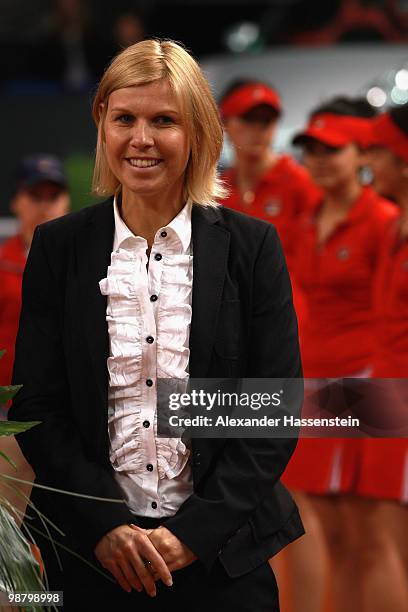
[302,140,361,192]
[103,79,191,201]
[224,106,278,161]
[368,146,406,200]
[11,182,69,243]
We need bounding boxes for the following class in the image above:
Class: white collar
[113,197,192,253]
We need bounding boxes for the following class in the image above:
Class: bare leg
[271,491,329,612]
[311,495,361,612]
[347,497,408,612]
[313,495,408,612]
[386,501,408,582]
[269,552,291,612]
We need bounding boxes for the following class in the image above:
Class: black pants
[40,516,280,612]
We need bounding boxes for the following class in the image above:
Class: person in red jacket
[281,97,399,612]
[219,79,321,323]
[0,153,70,530]
[345,105,408,610]
[369,106,408,379]
[0,154,70,388]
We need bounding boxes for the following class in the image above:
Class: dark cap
[15,154,68,192]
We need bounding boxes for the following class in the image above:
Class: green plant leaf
[0,421,41,437]
[1,474,126,503]
[0,384,23,405]
[0,505,45,607]
[0,450,17,469]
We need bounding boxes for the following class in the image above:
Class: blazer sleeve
[164,225,302,571]
[8,225,135,552]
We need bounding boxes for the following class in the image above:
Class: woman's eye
[155,115,173,125]
[116,114,133,124]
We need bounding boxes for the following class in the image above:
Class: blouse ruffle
[99,242,192,481]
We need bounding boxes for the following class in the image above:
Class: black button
[143,420,150,428]
[146,336,154,344]
[146,379,153,387]
[150,294,158,302]
[160,231,167,238]
[151,502,158,509]
[146,464,153,472]
[154,253,162,261]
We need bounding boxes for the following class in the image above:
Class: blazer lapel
[76,199,114,409]
[189,205,230,377]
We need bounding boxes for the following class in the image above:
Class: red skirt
[283,438,360,495]
[354,439,408,502]
[283,379,408,502]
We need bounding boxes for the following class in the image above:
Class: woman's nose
[130,120,154,148]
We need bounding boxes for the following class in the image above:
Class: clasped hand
[94,524,197,597]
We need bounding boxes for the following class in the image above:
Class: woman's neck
[235,150,278,185]
[323,179,362,214]
[233,150,278,205]
[119,187,185,247]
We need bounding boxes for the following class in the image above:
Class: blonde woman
[9,40,303,611]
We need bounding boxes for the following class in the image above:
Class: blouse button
[160,231,167,238]
[150,294,158,302]
[146,336,154,344]
[151,502,158,509]
[154,253,162,261]
[146,379,153,387]
[146,464,154,472]
[143,420,150,428]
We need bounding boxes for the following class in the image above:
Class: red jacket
[293,186,398,377]
[372,217,408,377]
[221,155,320,269]
[0,235,26,385]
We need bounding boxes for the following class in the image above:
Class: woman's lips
[126,158,163,168]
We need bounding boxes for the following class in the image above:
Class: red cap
[370,112,408,164]
[220,83,281,119]
[292,113,374,149]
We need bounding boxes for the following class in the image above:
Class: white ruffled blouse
[99,198,194,517]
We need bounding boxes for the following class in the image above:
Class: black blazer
[9,200,304,578]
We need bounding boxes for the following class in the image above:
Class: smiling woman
[101,81,191,223]
[92,40,225,209]
[9,39,303,611]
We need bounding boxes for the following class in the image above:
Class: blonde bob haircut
[92,39,227,207]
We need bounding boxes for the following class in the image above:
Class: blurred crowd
[219,80,408,612]
[0,16,408,612]
[1,0,146,91]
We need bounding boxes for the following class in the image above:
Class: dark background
[1,0,407,217]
